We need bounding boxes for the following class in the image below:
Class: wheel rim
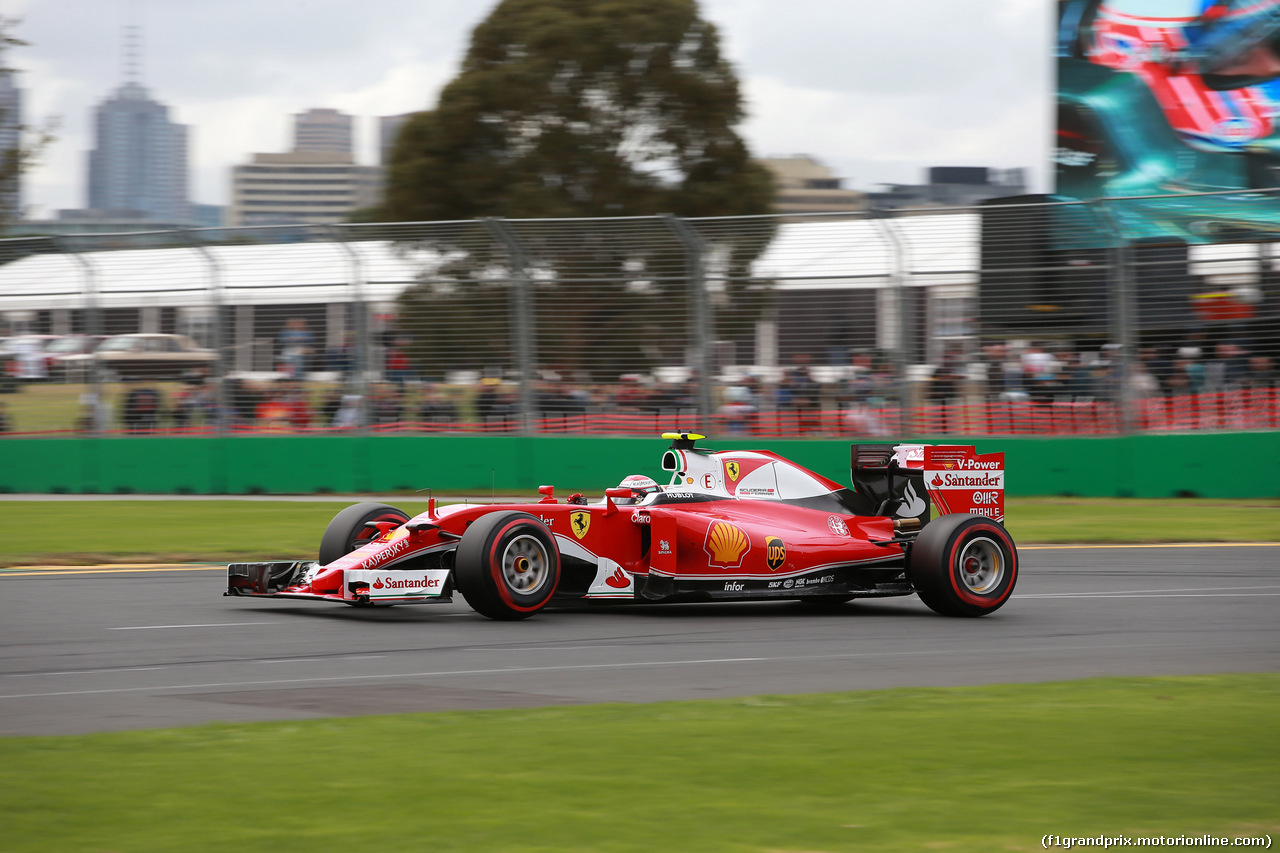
[500,534,552,596]
[957,536,1004,595]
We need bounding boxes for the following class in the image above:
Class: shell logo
[704,521,749,569]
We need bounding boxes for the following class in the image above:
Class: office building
[757,155,866,215]
[86,81,190,222]
[0,65,22,221]
[294,108,354,156]
[229,150,381,226]
[867,167,1028,209]
[378,113,415,165]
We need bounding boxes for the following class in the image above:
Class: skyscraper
[378,113,415,166]
[86,80,190,222]
[229,150,381,227]
[294,108,353,156]
[0,65,23,221]
[229,107,378,226]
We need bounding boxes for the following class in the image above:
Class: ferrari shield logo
[725,461,740,482]
[570,510,591,540]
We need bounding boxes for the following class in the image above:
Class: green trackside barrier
[0,433,1277,498]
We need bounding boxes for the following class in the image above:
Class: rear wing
[852,444,1005,524]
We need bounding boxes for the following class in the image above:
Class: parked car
[61,333,217,381]
[0,337,13,393]
[0,334,60,381]
[39,335,106,382]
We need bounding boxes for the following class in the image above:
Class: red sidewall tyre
[455,512,560,620]
[318,502,409,565]
[909,514,1018,617]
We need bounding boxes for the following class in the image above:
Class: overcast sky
[7,0,1054,218]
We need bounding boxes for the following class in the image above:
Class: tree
[0,17,56,230]
[382,0,773,221]
[384,0,778,391]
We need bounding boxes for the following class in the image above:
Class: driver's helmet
[615,474,661,504]
[1086,0,1280,149]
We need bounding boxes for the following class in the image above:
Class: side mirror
[603,487,632,516]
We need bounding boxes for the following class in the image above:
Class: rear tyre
[318,502,410,565]
[455,512,560,620]
[909,514,1017,617]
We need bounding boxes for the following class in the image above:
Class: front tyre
[909,514,1017,617]
[318,502,410,565]
[454,512,560,620]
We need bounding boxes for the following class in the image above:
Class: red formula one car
[227,434,1017,619]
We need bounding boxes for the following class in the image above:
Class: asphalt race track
[2,544,1277,735]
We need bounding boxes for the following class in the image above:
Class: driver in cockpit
[612,474,662,505]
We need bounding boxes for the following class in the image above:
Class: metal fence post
[52,236,106,437]
[1092,199,1136,434]
[662,214,714,429]
[483,217,537,435]
[330,225,369,432]
[183,229,226,435]
[873,212,912,435]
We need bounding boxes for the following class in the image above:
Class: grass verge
[0,497,1276,565]
[0,674,1275,852]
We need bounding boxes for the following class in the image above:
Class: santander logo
[605,567,630,589]
[372,576,441,590]
[897,480,926,517]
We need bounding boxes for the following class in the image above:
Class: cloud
[12,0,1055,215]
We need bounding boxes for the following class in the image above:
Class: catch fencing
[0,190,1277,438]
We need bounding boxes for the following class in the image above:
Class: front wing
[227,561,452,605]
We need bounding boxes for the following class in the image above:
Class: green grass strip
[0,675,1275,851]
[0,497,1276,565]
[1007,497,1280,544]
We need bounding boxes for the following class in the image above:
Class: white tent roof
[0,240,437,312]
[0,215,984,315]
[750,213,979,289]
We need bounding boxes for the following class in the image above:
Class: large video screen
[979,1,1280,332]
[1056,0,1280,210]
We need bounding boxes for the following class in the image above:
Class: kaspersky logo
[704,521,749,569]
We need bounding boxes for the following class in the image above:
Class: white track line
[111,622,281,630]
[0,642,1205,701]
[1020,584,1280,598]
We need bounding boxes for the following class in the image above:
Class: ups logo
[765,536,786,571]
